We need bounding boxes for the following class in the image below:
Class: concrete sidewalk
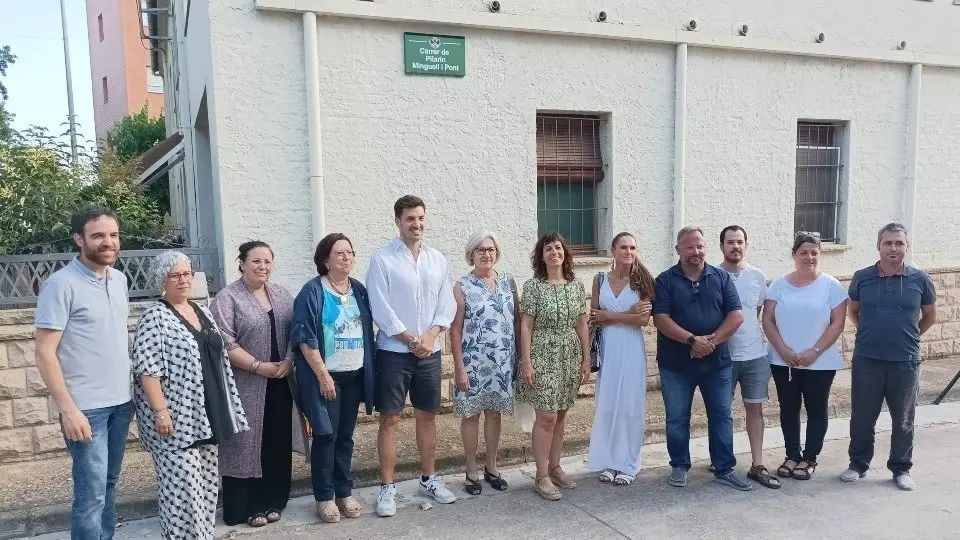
[3,356,959,538]
[28,400,960,540]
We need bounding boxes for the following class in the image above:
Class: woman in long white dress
[587,232,655,485]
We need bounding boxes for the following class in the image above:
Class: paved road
[30,402,960,540]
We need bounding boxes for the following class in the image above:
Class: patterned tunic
[210,280,308,479]
[516,278,587,411]
[453,272,517,418]
[132,301,248,540]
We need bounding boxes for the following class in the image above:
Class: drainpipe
[904,63,922,265]
[303,12,325,245]
[673,44,688,241]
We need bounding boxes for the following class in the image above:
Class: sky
[1,0,96,140]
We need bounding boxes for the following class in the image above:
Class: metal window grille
[536,115,604,253]
[795,122,843,243]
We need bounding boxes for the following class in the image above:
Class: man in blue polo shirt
[840,223,936,491]
[653,227,749,490]
[35,205,132,540]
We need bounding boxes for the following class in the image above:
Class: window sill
[820,243,853,253]
[573,255,613,267]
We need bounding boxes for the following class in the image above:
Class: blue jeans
[660,366,736,475]
[63,401,133,540]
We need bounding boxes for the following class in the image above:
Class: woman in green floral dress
[517,232,591,501]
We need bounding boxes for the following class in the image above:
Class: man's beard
[83,245,118,265]
[724,251,743,264]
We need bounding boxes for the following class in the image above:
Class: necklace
[328,278,351,305]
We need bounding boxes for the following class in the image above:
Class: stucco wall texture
[205,0,960,294]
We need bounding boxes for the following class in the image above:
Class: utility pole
[59,0,79,164]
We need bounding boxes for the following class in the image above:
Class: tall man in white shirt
[366,195,457,517]
[717,226,780,489]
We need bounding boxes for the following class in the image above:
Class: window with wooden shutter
[536,114,605,252]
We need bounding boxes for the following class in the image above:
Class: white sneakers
[839,468,916,491]
[376,484,397,517]
[419,475,457,504]
[839,468,865,482]
[895,473,916,491]
[377,476,456,518]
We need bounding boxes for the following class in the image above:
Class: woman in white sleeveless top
[587,232,656,485]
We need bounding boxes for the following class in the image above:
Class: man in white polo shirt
[366,195,457,517]
[35,205,132,540]
[717,225,780,489]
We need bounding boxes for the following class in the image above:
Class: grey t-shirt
[35,257,132,410]
[849,264,936,362]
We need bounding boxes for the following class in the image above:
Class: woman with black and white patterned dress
[132,251,248,539]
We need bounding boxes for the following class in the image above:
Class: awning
[135,132,184,186]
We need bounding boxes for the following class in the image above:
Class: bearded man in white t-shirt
[717,226,780,489]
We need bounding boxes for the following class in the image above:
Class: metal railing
[0,248,222,307]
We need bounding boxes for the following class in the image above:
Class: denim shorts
[731,355,771,404]
[374,349,442,414]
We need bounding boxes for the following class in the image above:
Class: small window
[795,121,845,243]
[97,14,104,42]
[147,66,163,93]
[102,76,109,103]
[536,114,605,253]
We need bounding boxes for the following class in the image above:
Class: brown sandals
[534,475,563,501]
[337,496,362,518]
[549,465,577,490]
[747,465,782,489]
[316,500,341,523]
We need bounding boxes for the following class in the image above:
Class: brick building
[85,0,164,144]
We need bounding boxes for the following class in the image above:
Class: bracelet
[251,360,262,373]
[153,407,168,415]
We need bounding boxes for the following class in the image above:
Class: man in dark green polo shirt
[840,223,937,491]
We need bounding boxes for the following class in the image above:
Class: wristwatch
[686,335,697,345]
[813,346,823,355]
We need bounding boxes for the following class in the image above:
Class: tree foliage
[0,44,15,102]
[105,105,170,216]
[0,46,171,255]
[106,105,166,160]
[0,44,16,143]
[0,129,84,254]
[0,127,171,255]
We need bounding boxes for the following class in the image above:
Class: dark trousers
[770,366,836,463]
[847,356,920,476]
[222,378,293,525]
[660,366,736,475]
[312,368,363,501]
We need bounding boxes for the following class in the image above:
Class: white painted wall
[197,0,960,294]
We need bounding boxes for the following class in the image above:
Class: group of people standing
[33,197,936,539]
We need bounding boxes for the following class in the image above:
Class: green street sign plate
[404,33,466,77]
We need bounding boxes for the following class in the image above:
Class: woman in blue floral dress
[451,232,519,495]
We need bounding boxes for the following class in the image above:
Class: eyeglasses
[167,271,195,282]
[333,250,356,259]
[474,247,496,255]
